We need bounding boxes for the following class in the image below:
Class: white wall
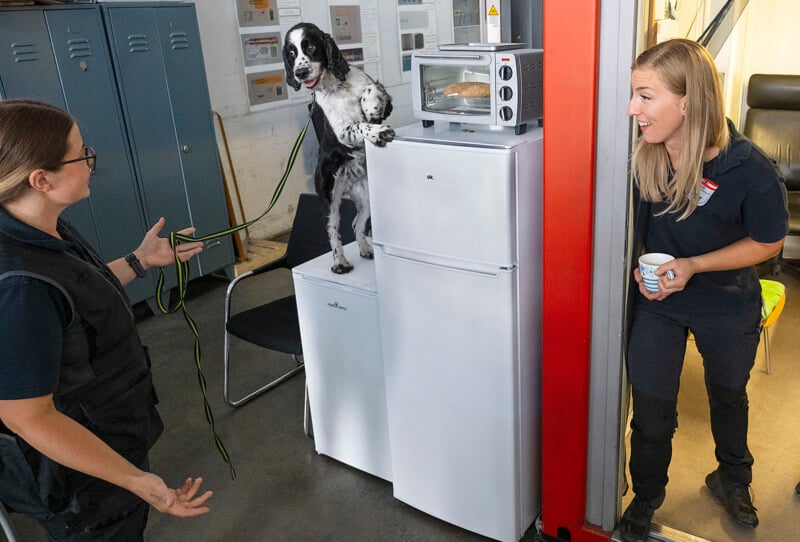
[192,0,452,239]
[650,0,799,131]
[726,0,800,127]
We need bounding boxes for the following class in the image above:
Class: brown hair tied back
[0,99,75,205]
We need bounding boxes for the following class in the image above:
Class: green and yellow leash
[153,104,315,479]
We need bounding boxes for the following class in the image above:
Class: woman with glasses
[0,99,210,540]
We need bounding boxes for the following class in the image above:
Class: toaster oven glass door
[420,64,492,117]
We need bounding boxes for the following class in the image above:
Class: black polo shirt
[0,208,75,400]
[639,120,789,329]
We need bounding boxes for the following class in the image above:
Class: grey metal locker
[0,6,152,304]
[0,3,234,306]
[155,6,234,276]
[0,9,96,249]
[0,10,66,106]
[45,8,152,304]
[102,3,234,285]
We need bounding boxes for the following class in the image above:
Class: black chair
[0,501,18,542]
[223,193,356,429]
[743,74,800,280]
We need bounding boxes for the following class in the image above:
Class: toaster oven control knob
[499,86,513,101]
[499,65,513,81]
[499,106,514,121]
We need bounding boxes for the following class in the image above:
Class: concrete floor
[7,265,539,542]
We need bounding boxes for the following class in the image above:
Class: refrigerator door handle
[375,243,516,277]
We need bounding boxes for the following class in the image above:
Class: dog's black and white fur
[283,22,394,274]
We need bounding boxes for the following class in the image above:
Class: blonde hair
[631,39,729,220]
[0,99,74,205]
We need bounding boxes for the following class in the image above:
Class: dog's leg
[350,179,373,259]
[360,82,393,123]
[327,177,353,274]
[340,123,394,148]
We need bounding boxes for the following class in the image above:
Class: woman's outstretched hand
[135,472,212,518]
[135,217,204,270]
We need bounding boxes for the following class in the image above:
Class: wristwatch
[125,252,147,278]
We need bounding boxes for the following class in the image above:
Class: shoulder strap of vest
[0,271,77,327]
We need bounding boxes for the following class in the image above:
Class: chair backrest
[0,500,17,542]
[743,74,800,190]
[760,278,786,328]
[285,193,357,268]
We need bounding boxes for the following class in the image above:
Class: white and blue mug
[638,253,675,293]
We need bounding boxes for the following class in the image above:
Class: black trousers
[627,308,760,503]
[38,456,151,542]
[42,500,149,542]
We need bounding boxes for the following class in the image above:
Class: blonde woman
[0,99,210,540]
[620,40,788,542]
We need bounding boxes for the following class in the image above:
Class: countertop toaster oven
[411,43,542,135]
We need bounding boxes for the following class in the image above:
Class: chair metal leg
[776,255,800,281]
[223,329,305,407]
[763,327,771,375]
[0,501,18,542]
[303,381,313,438]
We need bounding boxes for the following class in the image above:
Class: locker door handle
[181,145,191,153]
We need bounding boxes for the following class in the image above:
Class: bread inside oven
[442,81,490,98]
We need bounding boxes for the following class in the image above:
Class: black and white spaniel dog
[283,22,394,274]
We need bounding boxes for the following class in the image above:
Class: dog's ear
[382,97,394,121]
[283,42,301,91]
[323,31,349,82]
[377,81,393,121]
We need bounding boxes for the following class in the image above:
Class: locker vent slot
[127,34,150,53]
[10,42,39,63]
[67,38,93,59]
[169,32,188,50]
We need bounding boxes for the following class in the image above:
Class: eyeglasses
[60,145,97,175]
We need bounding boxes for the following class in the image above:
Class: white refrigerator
[292,242,392,481]
[366,123,543,542]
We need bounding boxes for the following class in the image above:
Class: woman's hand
[634,258,695,301]
[134,472,212,518]
[134,217,204,270]
[634,237,784,301]
[0,397,212,519]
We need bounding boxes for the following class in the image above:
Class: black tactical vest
[0,219,163,532]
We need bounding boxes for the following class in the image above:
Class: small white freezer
[292,242,391,481]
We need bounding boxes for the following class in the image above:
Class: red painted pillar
[540,1,609,540]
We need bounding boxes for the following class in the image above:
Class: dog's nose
[295,67,310,80]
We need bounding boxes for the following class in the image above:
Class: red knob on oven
[499,86,513,101]
[499,106,514,121]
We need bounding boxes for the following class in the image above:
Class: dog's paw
[331,262,354,274]
[357,236,373,259]
[366,125,394,147]
[364,124,394,147]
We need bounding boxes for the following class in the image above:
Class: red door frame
[541,1,609,540]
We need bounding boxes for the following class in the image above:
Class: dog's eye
[288,49,296,59]
[307,44,316,53]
